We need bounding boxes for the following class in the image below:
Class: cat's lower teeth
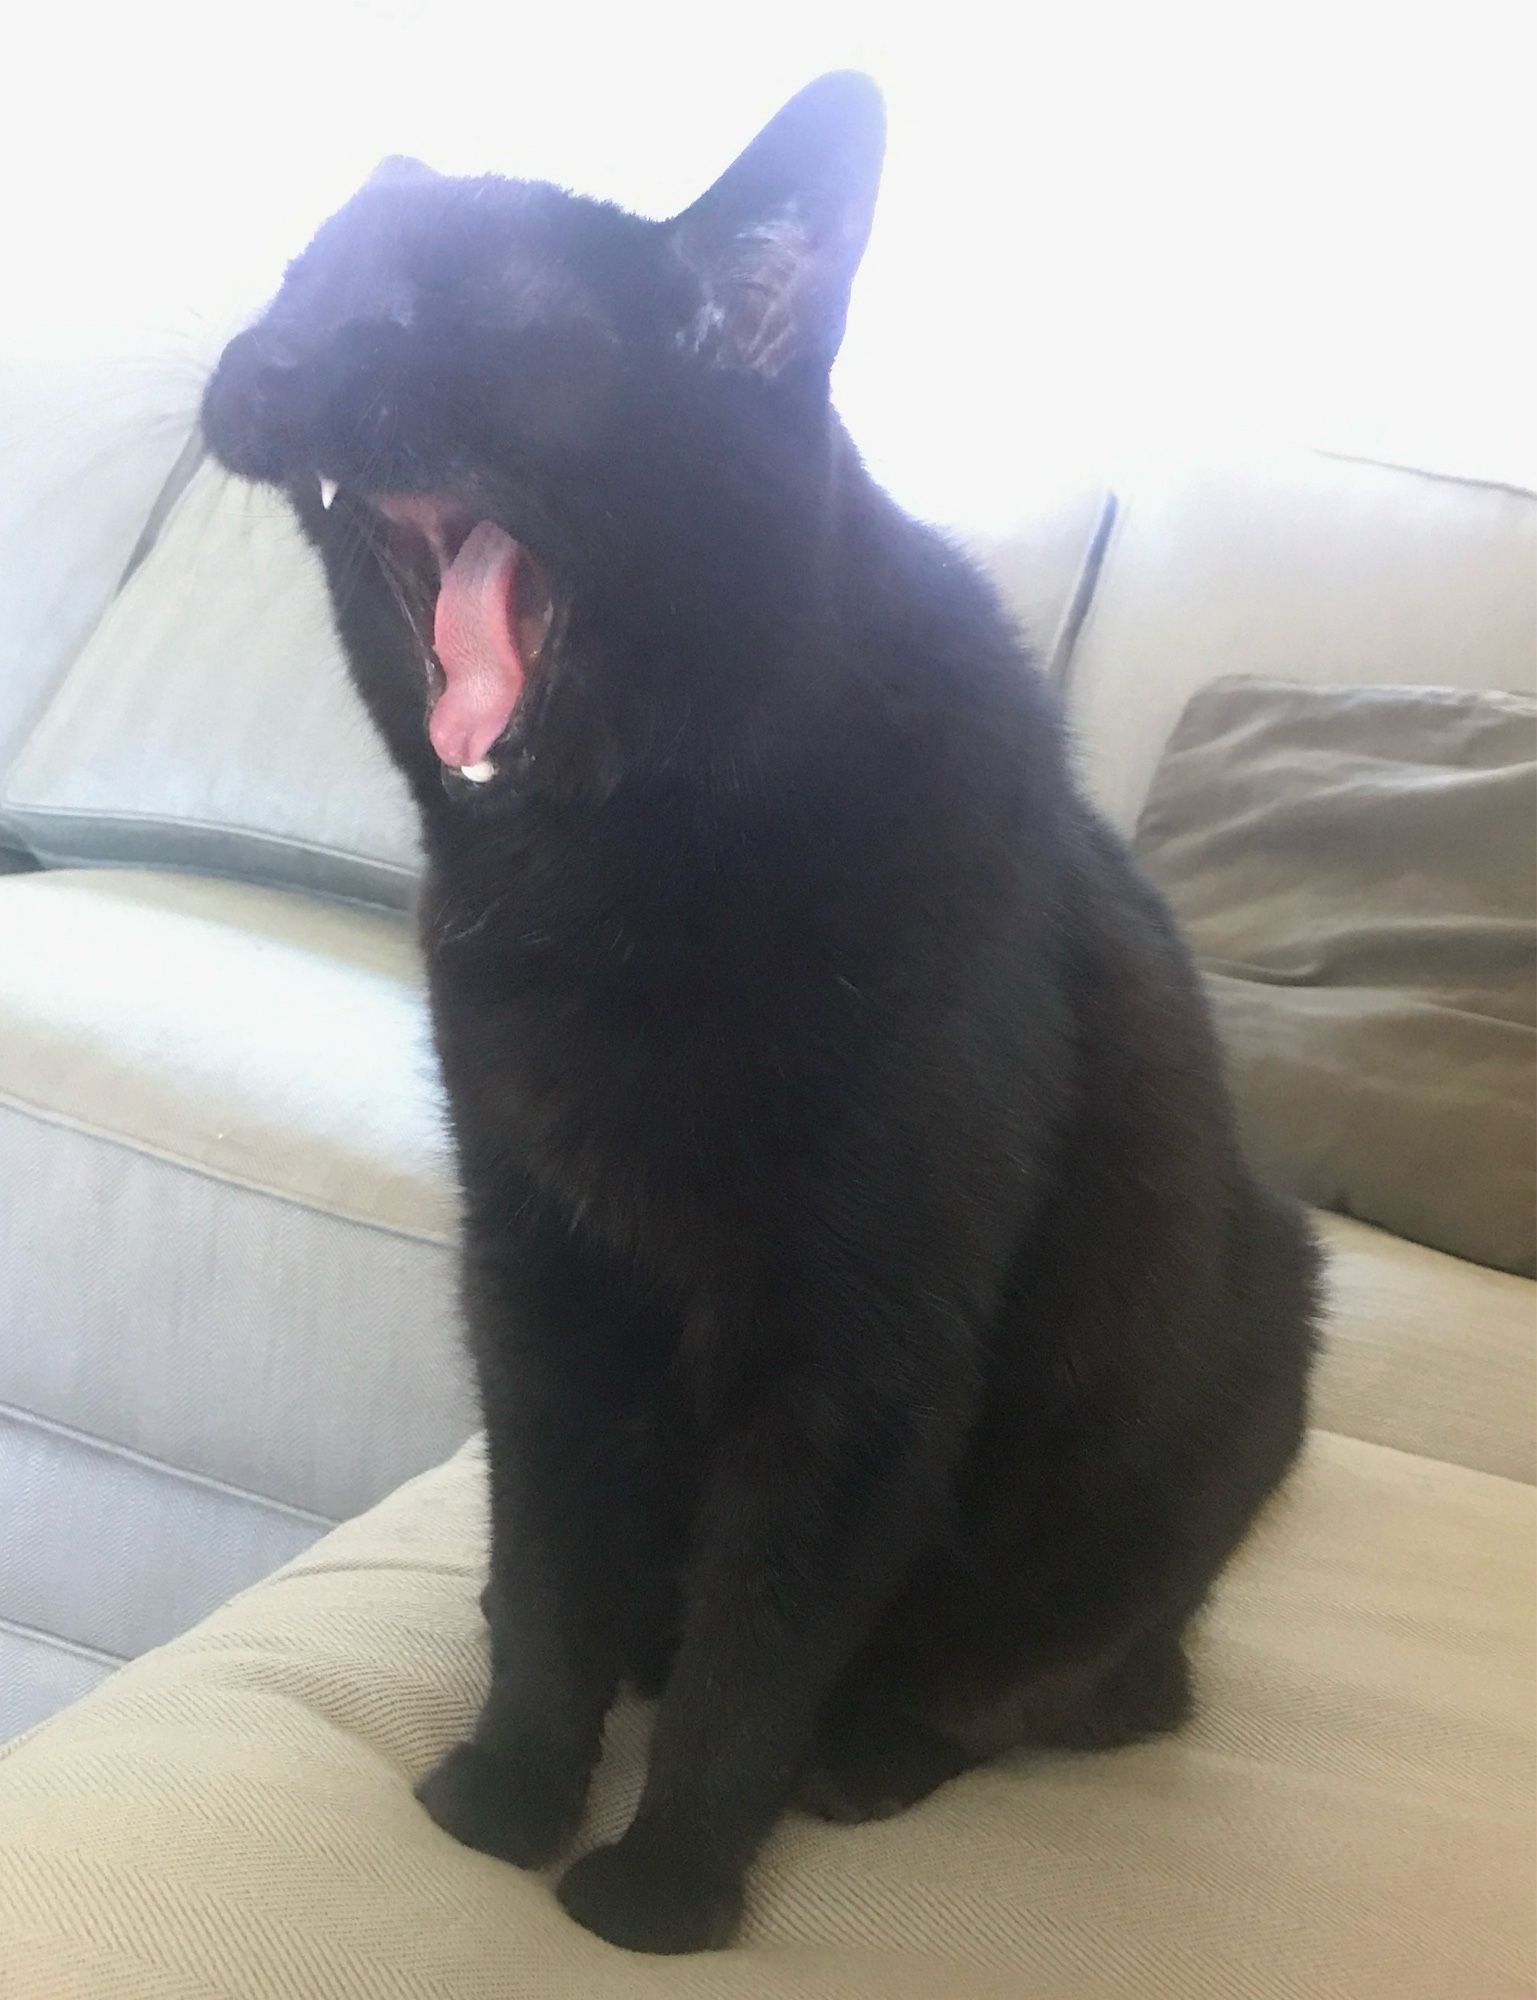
[319,478,338,510]
[458,760,495,784]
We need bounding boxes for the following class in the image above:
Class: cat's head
[202,73,884,803]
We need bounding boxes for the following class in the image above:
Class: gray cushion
[0,1410,322,1740]
[1064,455,1537,832]
[1137,677,1537,1276]
[1,462,423,907]
[0,352,203,854]
[0,1625,111,1747]
[0,868,473,1730]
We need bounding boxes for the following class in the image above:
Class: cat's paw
[1057,1632,1194,1749]
[416,1739,586,1870]
[796,1710,971,1824]
[556,1830,743,1954]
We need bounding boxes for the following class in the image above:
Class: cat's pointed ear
[364,154,436,191]
[669,72,885,382]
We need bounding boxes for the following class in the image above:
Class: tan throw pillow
[1135,677,1536,1276]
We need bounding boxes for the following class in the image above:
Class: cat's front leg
[417,1203,676,1870]
[556,1267,978,1952]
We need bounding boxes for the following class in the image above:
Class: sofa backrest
[0,347,209,856]
[1059,452,1537,834]
[1,458,427,908]
[8,419,1533,897]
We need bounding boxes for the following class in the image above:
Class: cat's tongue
[429,521,528,770]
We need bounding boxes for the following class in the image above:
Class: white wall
[7,0,1531,531]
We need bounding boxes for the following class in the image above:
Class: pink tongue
[429,521,527,769]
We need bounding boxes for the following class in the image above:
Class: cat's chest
[427,895,818,1272]
[419,797,875,1263]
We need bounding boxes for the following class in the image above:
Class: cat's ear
[364,154,436,191]
[669,72,885,383]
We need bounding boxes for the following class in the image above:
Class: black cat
[203,72,1319,1955]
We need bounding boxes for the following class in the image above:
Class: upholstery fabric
[0,346,201,853]
[0,867,453,1239]
[0,1412,1530,1999]
[1313,1215,1537,1484]
[0,1627,111,1746]
[1061,455,1537,832]
[1136,678,1537,1275]
[0,461,424,906]
[0,1409,322,1740]
[0,869,473,1730]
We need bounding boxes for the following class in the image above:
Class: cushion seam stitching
[0,1088,455,1248]
[0,798,417,880]
[0,1398,337,1528]
[0,1612,125,1669]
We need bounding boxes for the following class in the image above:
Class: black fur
[203,72,1318,1955]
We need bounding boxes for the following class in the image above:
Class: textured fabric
[0,1109,472,1727]
[0,460,424,906]
[0,1627,114,1744]
[0,1407,325,1687]
[1136,678,1537,1275]
[1312,1215,1537,1484]
[0,1425,1531,2000]
[0,869,474,1722]
[1062,454,1537,832]
[0,868,453,1239]
[0,344,201,853]
[0,1107,468,1521]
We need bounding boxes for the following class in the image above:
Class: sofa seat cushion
[0,867,451,1236]
[0,1421,1530,2000]
[0,868,471,1736]
[1313,1215,1537,1484]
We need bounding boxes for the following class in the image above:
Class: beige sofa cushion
[0,868,471,1732]
[0,866,452,1241]
[1311,1215,1536,1484]
[1136,677,1537,1276]
[0,1416,1530,2000]
[1063,454,1537,832]
[0,868,464,1517]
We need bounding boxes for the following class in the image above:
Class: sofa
[0,396,1531,1995]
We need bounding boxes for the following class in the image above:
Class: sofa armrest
[1,1427,1529,1998]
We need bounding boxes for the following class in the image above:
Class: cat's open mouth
[359,491,555,784]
